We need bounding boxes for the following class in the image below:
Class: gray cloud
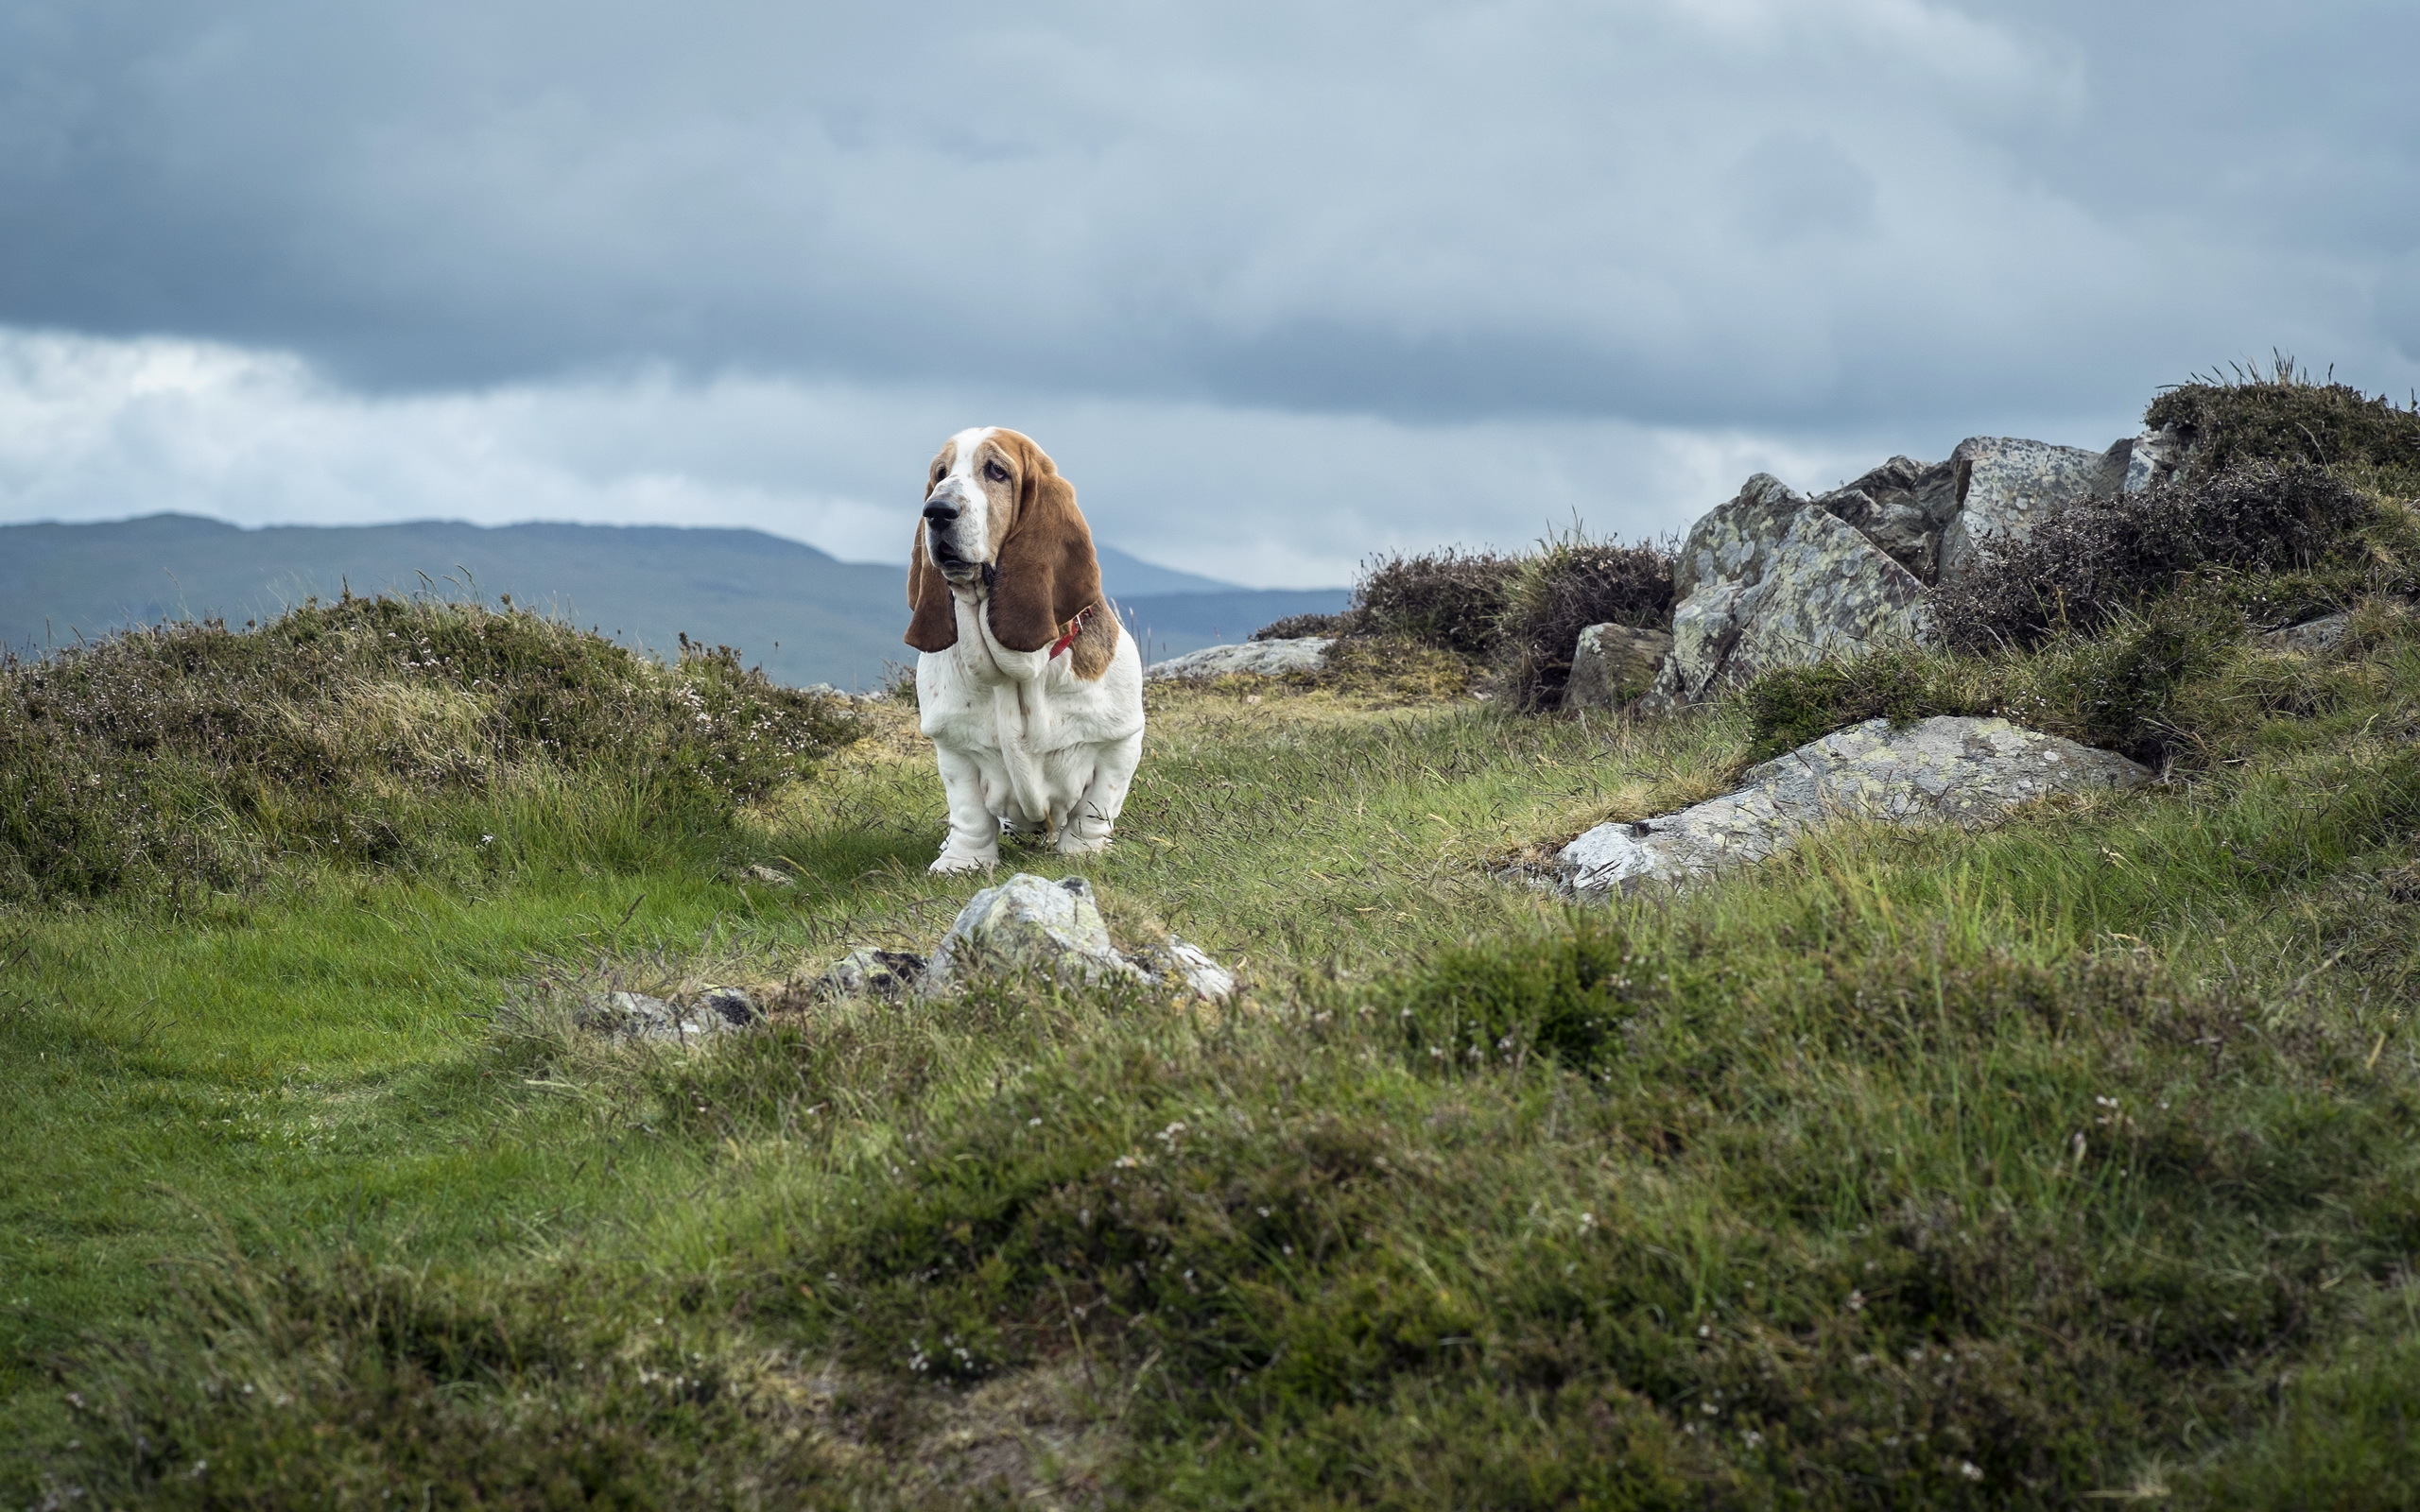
[5,0,2414,432]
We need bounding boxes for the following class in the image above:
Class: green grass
[6,610,2420,1506]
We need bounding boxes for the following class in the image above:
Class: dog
[905,427,1145,874]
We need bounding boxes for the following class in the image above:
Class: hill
[0,515,1349,687]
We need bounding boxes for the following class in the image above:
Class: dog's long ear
[905,521,959,652]
[989,438,1101,654]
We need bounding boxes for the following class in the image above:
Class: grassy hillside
[4,371,2419,1507]
[0,516,1350,688]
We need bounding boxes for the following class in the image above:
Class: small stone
[1565,624,1673,710]
[2258,611,2350,654]
[925,873,1146,991]
[1145,638,1333,681]
[1123,936,1239,1001]
[693,986,762,1026]
[575,989,745,1042]
[811,948,928,1001]
[745,864,795,886]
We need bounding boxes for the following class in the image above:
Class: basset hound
[906,427,1145,874]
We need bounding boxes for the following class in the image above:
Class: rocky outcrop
[808,948,928,1001]
[1936,437,2128,582]
[1565,625,1673,710]
[1637,425,2200,708]
[1145,638,1333,681]
[1643,478,1927,708]
[1557,715,2151,896]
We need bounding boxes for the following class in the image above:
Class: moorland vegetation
[4,367,2420,1508]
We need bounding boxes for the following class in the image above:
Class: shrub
[1495,537,1674,711]
[1346,549,1522,659]
[0,595,857,902]
[2147,361,2420,491]
[1252,611,1350,641]
[1928,463,2374,653]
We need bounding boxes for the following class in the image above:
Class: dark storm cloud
[1,0,2415,430]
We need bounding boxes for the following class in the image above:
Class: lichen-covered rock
[1644,482,1926,708]
[575,989,751,1041]
[1123,937,1238,1001]
[2258,611,2351,655]
[1937,437,2128,581]
[1814,455,1963,583]
[925,873,1146,990]
[1558,716,2151,896]
[808,949,927,1001]
[1145,638,1333,681]
[1565,624,1673,710]
[2120,426,2187,493]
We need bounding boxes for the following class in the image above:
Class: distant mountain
[0,515,1347,689]
[1093,545,1242,597]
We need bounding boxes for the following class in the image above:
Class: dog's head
[906,427,1106,658]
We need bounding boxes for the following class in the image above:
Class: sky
[3,1,2415,587]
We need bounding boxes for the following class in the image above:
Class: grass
[7,620,2418,1505]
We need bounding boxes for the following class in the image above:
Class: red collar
[1048,602,1096,659]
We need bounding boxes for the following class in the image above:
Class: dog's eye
[984,461,1009,483]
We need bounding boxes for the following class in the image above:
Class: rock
[745,864,795,887]
[1643,479,1927,708]
[1557,715,2152,896]
[1813,455,1963,583]
[1565,624,1673,710]
[2119,426,2187,494]
[575,989,749,1042]
[2258,611,2351,654]
[1936,437,2126,582]
[1145,638,1333,681]
[925,873,1146,990]
[809,948,928,1001]
[693,987,762,1026]
[1124,937,1239,1001]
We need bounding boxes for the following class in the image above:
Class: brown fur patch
[1067,601,1120,680]
[983,430,1105,655]
[904,520,958,653]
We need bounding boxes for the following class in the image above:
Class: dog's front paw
[1055,832,1112,856]
[929,848,998,875]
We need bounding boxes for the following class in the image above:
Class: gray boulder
[1145,638,1332,681]
[1558,715,2151,896]
[1936,437,2128,581]
[1565,624,1674,710]
[925,873,1147,991]
[2119,426,2187,494]
[1643,479,1927,708]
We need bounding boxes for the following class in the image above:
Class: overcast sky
[4,0,2415,585]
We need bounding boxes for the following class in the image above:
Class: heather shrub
[1928,463,2375,653]
[1345,549,1522,659]
[1252,611,1350,641]
[0,594,857,901]
[2147,361,2420,491]
[1495,537,1673,710]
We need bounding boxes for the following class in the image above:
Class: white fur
[916,438,1146,874]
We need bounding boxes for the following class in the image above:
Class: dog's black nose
[922,500,959,525]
